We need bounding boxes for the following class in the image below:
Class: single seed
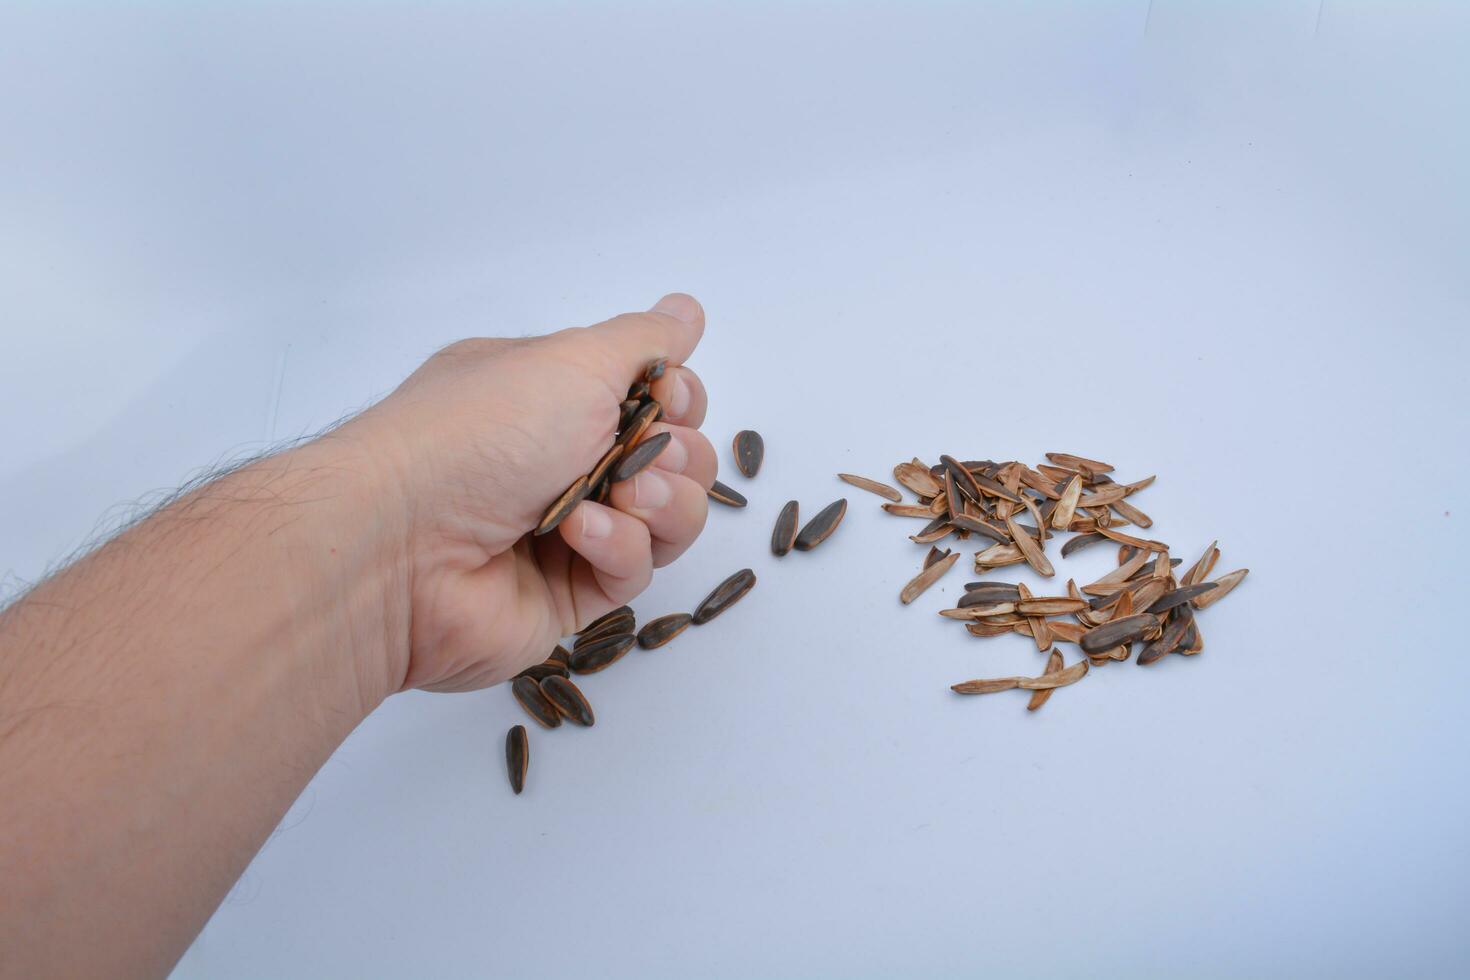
[579,605,632,635]
[1006,515,1055,577]
[1145,583,1218,614]
[951,659,1088,695]
[692,568,757,624]
[610,431,672,483]
[548,645,571,667]
[961,582,1021,602]
[939,603,1016,619]
[568,633,636,673]
[893,462,943,498]
[1051,475,1084,530]
[1192,568,1248,609]
[637,612,693,649]
[1061,532,1107,558]
[574,613,636,649]
[1181,541,1221,587]
[535,476,590,536]
[617,401,661,449]
[1016,597,1089,615]
[505,725,528,795]
[642,357,668,383]
[900,551,960,604]
[539,675,595,726]
[794,499,847,551]
[626,381,651,402]
[771,500,799,556]
[1079,613,1160,654]
[512,676,563,729]
[1111,497,1153,529]
[882,503,935,518]
[838,473,902,501]
[708,480,748,507]
[1044,452,1114,474]
[588,444,625,488]
[949,513,1010,543]
[617,399,641,430]
[733,430,764,477]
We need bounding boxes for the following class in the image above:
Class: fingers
[641,422,717,491]
[556,500,654,606]
[607,468,709,567]
[583,293,706,387]
[649,366,707,429]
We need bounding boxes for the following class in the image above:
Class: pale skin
[0,293,713,979]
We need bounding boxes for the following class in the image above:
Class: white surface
[2,3,1468,977]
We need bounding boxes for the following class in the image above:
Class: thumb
[584,293,706,387]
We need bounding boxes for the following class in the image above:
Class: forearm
[0,430,409,979]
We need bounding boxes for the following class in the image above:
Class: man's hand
[358,292,714,692]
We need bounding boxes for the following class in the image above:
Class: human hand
[356,294,714,693]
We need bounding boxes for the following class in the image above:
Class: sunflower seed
[1191,568,1248,609]
[733,430,764,477]
[1044,452,1114,474]
[795,499,847,551]
[1145,583,1218,614]
[961,582,1022,602]
[765,499,800,557]
[1027,649,1066,711]
[610,431,672,482]
[579,606,632,635]
[893,461,943,498]
[939,603,1016,619]
[539,675,595,726]
[708,480,748,508]
[882,503,935,518]
[900,551,959,604]
[1181,541,1221,587]
[535,476,590,536]
[692,568,757,624]
[1016,597,1089,615]
[617,399,641,430]
[574,613,636,649]
[1006,515,1055,577]
[1138,604,1195,665]
[1050,475,1084,530]
[512,675,563,728]
[1060,532,1107,558]
[949,513,1010,543]
[588,443,625,489]
[568,633,636,673]
[515,660,570,682]
[1079,613,1160,654]
[1110,497,1153,529]
[951,658,1088,695]
[506,725,528,794]
[637,612,693,649]
[626,381,651,402]
[617,401,661,449]
[642,357,668,383]
[923,546,952,569]
[838,473,901,501]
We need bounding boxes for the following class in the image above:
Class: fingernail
[659,434,689,473]
[633,470,673,509]
[668,373,691,419]
[580,505,614,539]
[650,293,699,323]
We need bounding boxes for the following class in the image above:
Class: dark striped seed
[515,661,570,683]
[771,500,799,556]
[1079,613,1160,654]
[733,430,764,478]
[794,499,847,551]
[708,480,748,508]
[1146,583,1219,615]
[568,633,636,674]
[539,675,595,726]
[692,568,757,625]
[574,614,637,649]
[512,675,563,729]
[638,612,694,649]
[626,381,651,402]
[548,644,572,667]
[617,401,661,449]
[617,399,641,430]
[611,431,672,483]
[506,725,528,795]
[535,476,590,536]
[578,605,633,636]
[1061,532,1108,558]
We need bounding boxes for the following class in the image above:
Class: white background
[2,2,1468,977]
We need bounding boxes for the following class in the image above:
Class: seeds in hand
[610,431,672,483]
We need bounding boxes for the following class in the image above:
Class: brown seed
[1061,532,1107,558]
[1095,526,1169,551]
[939,454,984,503]
[1110,497,1153,529]
[535,476,590,536]
[961,582,1022,602]
[838,473,902,502]
[548,645,572,668]
[1181,541,1221,587]
[539,675,595,726]
[610,431,672,483]
[708,480,748,508]
[1044,452,1114,475]
[974,542,1026,569]
[908,520,954,545]
[949,513,1010,544]
[732,430,764,478]
[516,661,570,683]
[1006,515,1055,577]
[1028,649,1066,711]
[1046,621,1087,644]
[951,658,1088,695]
[965,621,1015,637]
[1138,605,1195,665]
[579,605,632,636]
[569,633,636,673]
[617,399,641,430]
[588,443,625,489]
[795,499,847,551]
[505,725,528,795]
[617,401,661,449]
[1050,475,1084,530]
[900,551,960,604]
[1079,613,1160,654]
[1146,583,1218,614]
[882,503,936,518]
[771,500,799,556]
[692,568,757,625]
[642,357,668,383]
[1016,597,1089,615]
[939,602,1016,619]
[512,675,563,729]
[574,613,636,649]
[637,612,693,649]
[923,546,952,569]
[893,461,943,498]
[1192,568,1248,609]
[1073,485,1130,509]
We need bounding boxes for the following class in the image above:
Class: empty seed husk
[1079,613,1160,654]
[838,473,901,501]
[951,658,1089,695]
[692,568,756,625]
[1027,649,1066,711]
[1006,515,1055,577]
[733,430,764,478]
[1061,532,1107,558]
[795,499,847,551]
[1138,605,1195,665]
[708,480,748,508]
[637,612,693,649]
[1192,568,1248,609]
[610,431,672,483]
[1145,583,1219,614]
[506,725,528,794]
[539,675,595,726]
[961,582,1022,602]
[1044,452,1113,475]
[923,546,952,569]
[893,461,943,498]
[512,675,563,728]
[949,513,1010,543]
[535,476,590,536]
[900,551,960,604]
[771,500,799,556]
[568,633,636,673]
[1016,597,1089,615]
[940,454,984,503]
